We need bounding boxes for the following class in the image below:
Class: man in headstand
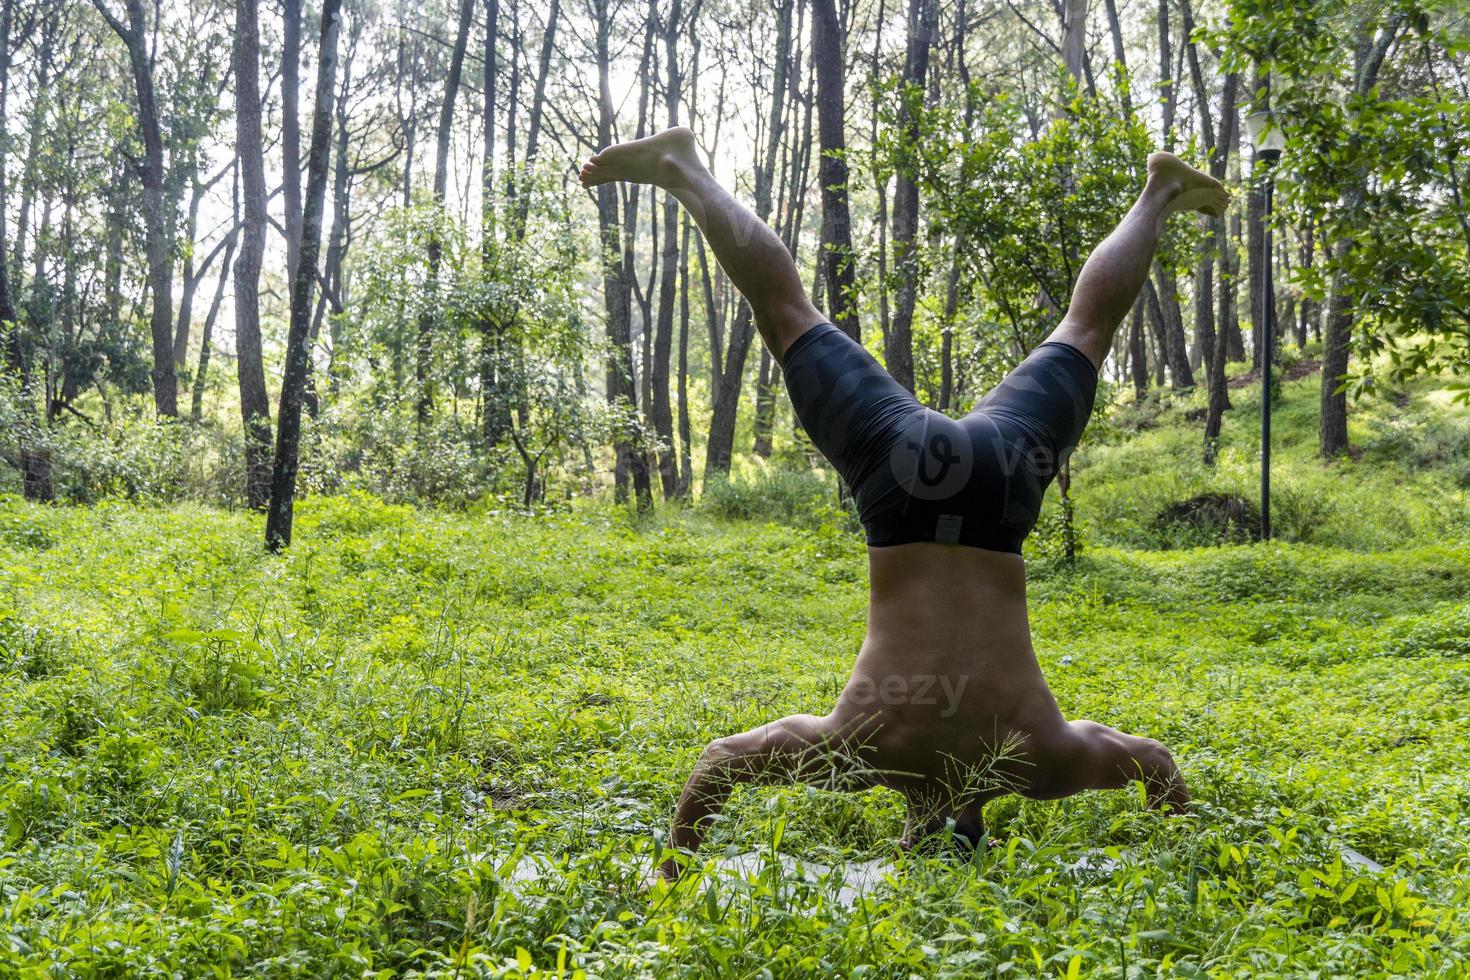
[579,126,1227,880]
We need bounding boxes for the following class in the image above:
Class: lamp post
[1245,109,1285,541]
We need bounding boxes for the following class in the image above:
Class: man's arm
[1062,720,1191,811]
[661,713,835,880]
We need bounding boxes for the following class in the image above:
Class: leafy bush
[699,467,852,532]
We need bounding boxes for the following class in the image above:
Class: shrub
[1152,492,1260,547]
[699,467,853,532]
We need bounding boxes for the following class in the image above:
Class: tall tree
[1246,64,1268,369]
[1148,0,1194,389]
[592,0,652,508]
[812,0,858,341]
[1320,15,1405,456]
[91,0,178,416]
[265,0,343,551]
[282,0,303,282]
[704,0,794,478]
[0,0,49,499]
[415,0,475,426]
[479,0,503,444]
[233,0,274,508]
[887,0,937,392]
[649,0,684,497]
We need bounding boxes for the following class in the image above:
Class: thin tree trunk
[265,0,343,552]
[1224,207,1245,359]
[871,0,890,349]
[415,0,474,427]
[1246,65,1267,369]
[593,0,652,508]
[812,0,858,340]
[704,0,794,479]
[172,166,203,372]
[1320,17,1403,457]
[887,0,937,392]
[233,0,274,508]
[676,213,693,496]
[0,0,48,499]
[1128,302,1148,398]
[619,0,658,493]
[1296,220,1314,347]
[754,5,812,457]
[479,0,508,445]
[649,0,683,496]
[93,0,178,416]
[307,44,354,418]
[282,0,302,282]
[1320,235,1354,456]
[192,229,237,421]
[1203,70,1240,459]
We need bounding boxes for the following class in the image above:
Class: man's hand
[1066,720,1191,811]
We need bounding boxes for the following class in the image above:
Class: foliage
[1218,0,1470,398]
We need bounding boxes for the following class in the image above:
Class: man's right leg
[579,127,824,363]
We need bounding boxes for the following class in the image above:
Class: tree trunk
[0,0,48,500]
[1224,208,1245,360]
[1154,266,1194,387]
[233,0,274,509]
[282,0,302,282]
[871,0,890,349]
[676,213,693,496]
[1128,301,1148,398]
[887,0,937,392]
[1296,221,1314,347]
[307,49,354,418]
[648,0,682,497]
[1319,236,1353,457]
[265,0,342,552]
[94,0,178,417]
[1063,0,1089,81]
[172,167,203,372]
[415,0,474,427]
[812,0,858,340]
[1198,57,1239,458]
[192,229,237,421]
[1319,18,1403,457]
[479,0,508,445]
[593,0,652,508]
[704,0,794,479]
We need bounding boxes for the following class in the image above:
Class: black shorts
[780,323,1098,554]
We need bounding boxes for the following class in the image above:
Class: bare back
[829,543,1069,793]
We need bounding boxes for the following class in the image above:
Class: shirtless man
[579,126,1226,880]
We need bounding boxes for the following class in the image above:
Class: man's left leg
[1047,152,1229,369]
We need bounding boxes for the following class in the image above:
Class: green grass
[1,488,1467,976]
[2,369,1467,975]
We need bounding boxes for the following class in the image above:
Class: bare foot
[578,126,703,190]
[1148,151,1231,218]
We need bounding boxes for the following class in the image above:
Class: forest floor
[2,368,1469,976]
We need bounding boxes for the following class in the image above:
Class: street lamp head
[1245,110,1286,162]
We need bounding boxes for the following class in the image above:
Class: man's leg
[580,127,824,363]
[1047,152,1230,370]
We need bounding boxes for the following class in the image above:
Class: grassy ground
[1,371,1468,976]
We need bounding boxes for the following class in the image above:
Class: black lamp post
[1245,109,1285,541]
